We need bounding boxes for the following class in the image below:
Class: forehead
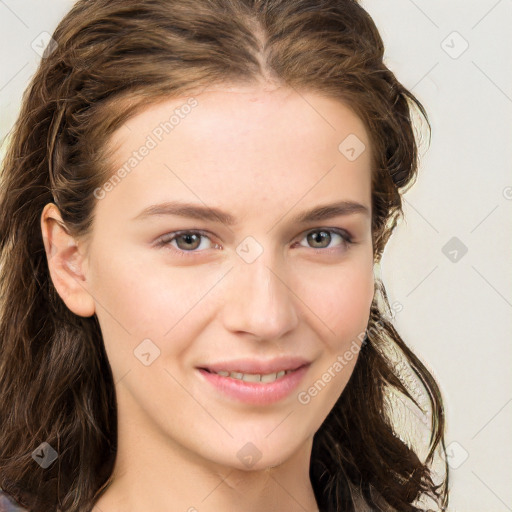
[99,86,372,224]
[110,84,370,153]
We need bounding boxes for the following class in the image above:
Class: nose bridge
[221,249,299,339]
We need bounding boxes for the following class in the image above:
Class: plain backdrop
[1,1,511,511]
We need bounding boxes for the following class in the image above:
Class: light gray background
[1,1,511,510]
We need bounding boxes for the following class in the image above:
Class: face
[49,85,375,473]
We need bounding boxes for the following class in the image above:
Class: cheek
[90,260,208,383]
[90,253,222,352]
[297,259,374,343]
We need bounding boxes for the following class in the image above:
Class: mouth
[196,362,311,405]
[198,366,306,384]
[196,356,310,384]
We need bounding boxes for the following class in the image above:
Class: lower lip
[197,364,310,405]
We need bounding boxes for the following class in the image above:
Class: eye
[155,227,355,257]
[295,228,354,252]
[156,230,220,255]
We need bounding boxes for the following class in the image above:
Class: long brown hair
[0,1,448,510]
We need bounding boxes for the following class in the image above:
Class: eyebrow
[132,199,370,225]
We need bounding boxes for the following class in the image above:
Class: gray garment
[0,490,27,512]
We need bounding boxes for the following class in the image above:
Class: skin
[41,83,375,512]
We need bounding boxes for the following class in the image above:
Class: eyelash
[155,228,355,257]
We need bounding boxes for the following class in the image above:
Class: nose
[220,254,299,341]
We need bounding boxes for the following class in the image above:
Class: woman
[0,0,448,510]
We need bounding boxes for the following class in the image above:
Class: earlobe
[40,203,96,318]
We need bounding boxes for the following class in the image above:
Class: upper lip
[198,357,311,375]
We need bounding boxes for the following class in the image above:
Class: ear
[40,203,95,317]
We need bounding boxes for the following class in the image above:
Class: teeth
[214,369,293,383]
